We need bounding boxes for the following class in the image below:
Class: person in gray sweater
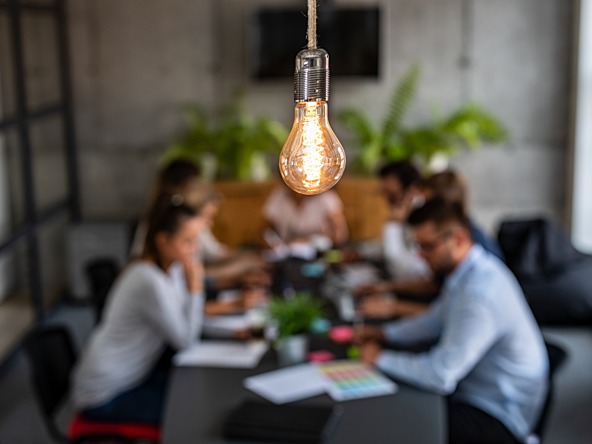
[71,193,206,425]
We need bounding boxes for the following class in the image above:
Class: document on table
[202,314,249,338]
[244,363,327,404]
[174,340,268,368]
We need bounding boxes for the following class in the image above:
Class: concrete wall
[68,0,573,234]
[67,0,216,219]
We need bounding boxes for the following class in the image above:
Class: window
[0,0,79,355]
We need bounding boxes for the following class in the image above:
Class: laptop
[223,400,343,443]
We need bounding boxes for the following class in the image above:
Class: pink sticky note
[308,350,335,362]
[329,326,354,344]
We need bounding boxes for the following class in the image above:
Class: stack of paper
[244,364,327,404]
[174,340,268,368]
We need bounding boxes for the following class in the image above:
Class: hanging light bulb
[279,27,346,195]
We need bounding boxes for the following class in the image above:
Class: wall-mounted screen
[251,6,380,80]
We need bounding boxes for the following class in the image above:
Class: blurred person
[262,183,349,248]
[376,160,431,280]
[359,169,505,319]
[357,198,548,444]
[130,159,208,257]
[72,193,207,426]
[354,161,438,304]
[131,159,270,313]
[420,169,504,261]
[198,192,269,294]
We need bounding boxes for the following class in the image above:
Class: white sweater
[71,261,204,409]
[382,221,431,280]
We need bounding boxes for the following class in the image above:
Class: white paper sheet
[202,315,250,338]
[244,363,327,404]
[174,340,268,368]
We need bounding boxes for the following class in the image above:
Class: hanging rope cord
[307,0,317,50]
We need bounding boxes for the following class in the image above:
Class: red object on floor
[68,414,161,442]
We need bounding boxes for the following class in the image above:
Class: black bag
[498,218,592,325]
[223,400,342,443]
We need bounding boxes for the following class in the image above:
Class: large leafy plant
[338,64,508,174]
[162,93,288,181]
[267,293,324,339]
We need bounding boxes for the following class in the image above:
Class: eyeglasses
[413,230,452,253]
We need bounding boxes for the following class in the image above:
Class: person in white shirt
[378,161,430,280]
[355,161,436,304]
[72,193,206,426]
[262,184,349,248]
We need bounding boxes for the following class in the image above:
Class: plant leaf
[267,294,324,338]
[382,64,420,141]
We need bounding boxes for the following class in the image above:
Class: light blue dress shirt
[377,245,548,441]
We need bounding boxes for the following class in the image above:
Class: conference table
[164,257,445,443]
[163,347,446,444]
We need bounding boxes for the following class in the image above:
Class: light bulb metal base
[294,48,330,102]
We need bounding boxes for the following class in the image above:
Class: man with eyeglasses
[357,198,548,444]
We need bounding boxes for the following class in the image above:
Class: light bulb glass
[279,101,346,195]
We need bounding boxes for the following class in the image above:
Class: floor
[0,303,590,444]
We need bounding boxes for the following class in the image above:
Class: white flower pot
[276,335,309,367]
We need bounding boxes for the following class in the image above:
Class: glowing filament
[279,101,346,195]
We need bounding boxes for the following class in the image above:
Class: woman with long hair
[72,193,206,425]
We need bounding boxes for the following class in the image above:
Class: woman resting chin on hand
[71,193,207,426]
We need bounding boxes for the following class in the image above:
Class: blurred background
[0,0,590,442]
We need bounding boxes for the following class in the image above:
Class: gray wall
[68,0,216,218]
[68,0,573,234]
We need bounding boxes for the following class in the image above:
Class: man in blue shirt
[358,198,548,444]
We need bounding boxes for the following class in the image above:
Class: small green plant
[161,92,288,181]
[338,64,508,174]
[267,293,324,339]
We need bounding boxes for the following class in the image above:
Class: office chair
[530,340,568,443]
[85,258,119,324]
[24,325,161,443]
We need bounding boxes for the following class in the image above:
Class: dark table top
[163,347,445,444]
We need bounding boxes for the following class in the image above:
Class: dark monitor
[251,6,380,80]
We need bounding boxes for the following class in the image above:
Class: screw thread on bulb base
[293,48,330,102]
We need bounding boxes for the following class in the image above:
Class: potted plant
[338,64,509,174]
[161,92,288,181]
[267,293,325,366]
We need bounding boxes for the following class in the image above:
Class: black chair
[85,258,119,324]
[498,218,592,326]
[24,325,161,443]
[531,340,568,442]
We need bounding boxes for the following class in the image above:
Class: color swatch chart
[317,360,398,401]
